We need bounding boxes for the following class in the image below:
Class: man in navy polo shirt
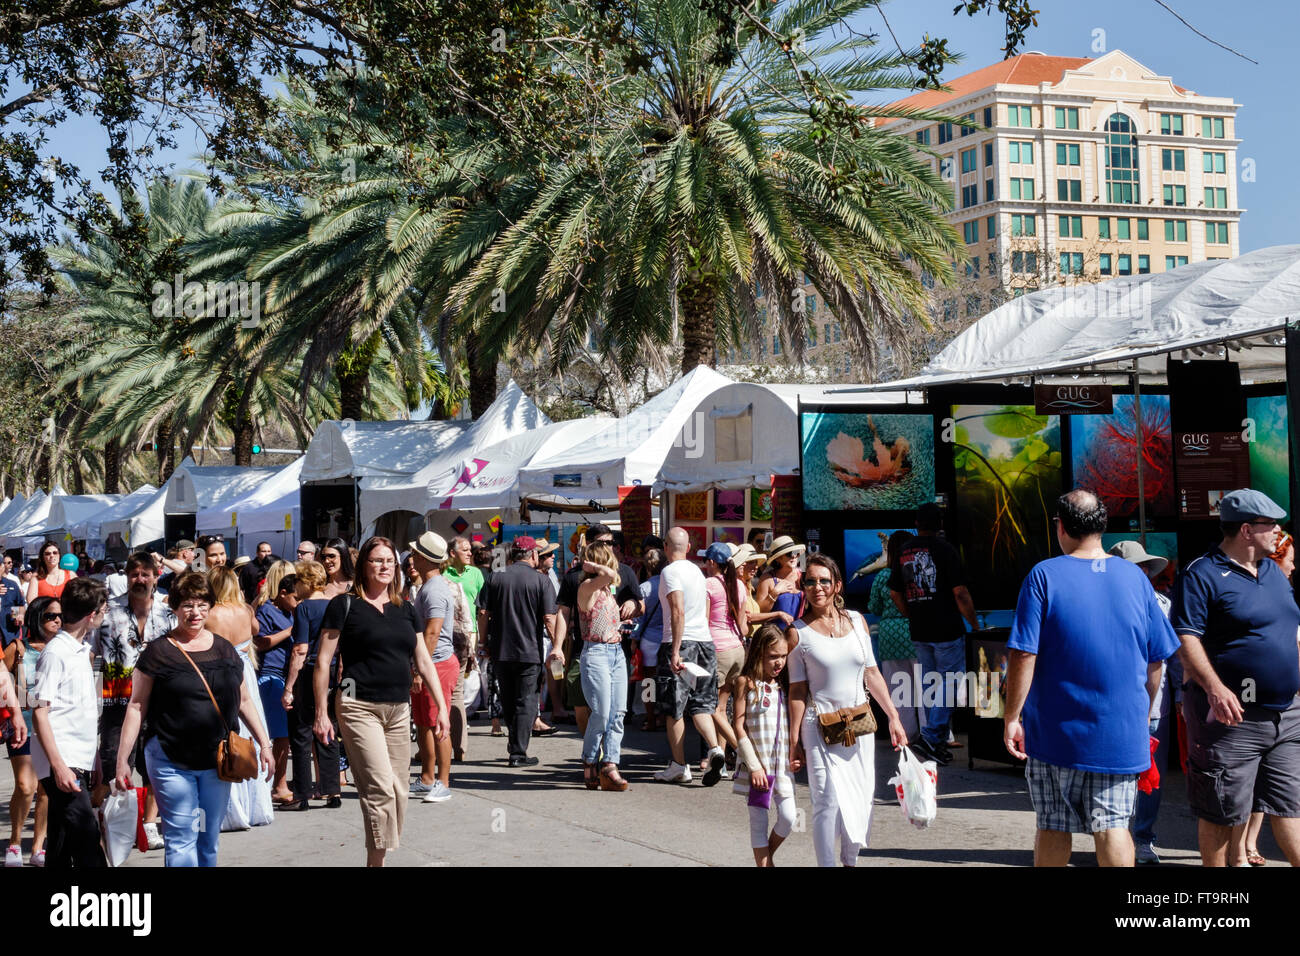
[1172,488,1300,867]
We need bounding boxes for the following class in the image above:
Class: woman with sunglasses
[320,538,355,600]
[4,596,54,867]
[787,554,907,867]
[26,542,71,603]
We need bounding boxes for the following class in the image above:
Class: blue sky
[39,0,1296,251]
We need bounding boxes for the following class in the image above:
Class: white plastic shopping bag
[100,786,141,867]
[888,746,938,829]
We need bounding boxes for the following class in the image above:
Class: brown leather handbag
[170,639,259,782]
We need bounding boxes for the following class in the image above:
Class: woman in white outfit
[788,554,907,867]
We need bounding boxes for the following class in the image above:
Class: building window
[921,271,934,290]
[1165,255,1189,271]
[1117,218,1130,240]
[806,294,817,315]
[758,338,766,358]
[1099,253,1112,276]
[1057,214,1083,238]
[1202,116,1225,139]
[966,294,982,316]
[808,323,817,346]
[1008,140,1034,163]
[915,128,931,146]
[1010,214,1036,237]
[943,299,957,322]
[972,256,981,278]
[823,322,830,343]
[1162,185,1186,207]
[984,142,994,166]
[962,184,979,208]
[987,250,998,272]
[1164,219,1188,242]
[960,112,976,136]
[1098,217,1111,239]
[1057,179,1082,202]
[1105,113,1140,204]
[963,220,979,243]
[1118,254,1132,276]
[961,147,977,173]
[1204,151,1227,174]
[1009,177,1035,200]
[1206,222,1229,244]
[986,215,997,239]
[1059,252,1084,275]
[1138,255,1150,274]
[938,121,953,144]
[773,335,781,356]
[1161,148,1186,171]
[1160,113,1184,136]
[985,178,995,203]
[833,323,841,343]
[1054,106,1080,129]
[1055,143,1081,166]
[1136,218,1149,240]
[1007,105,1032,127]
[983,106,994,128]
[1204,186,1228,208]
[1012,251,1037,274]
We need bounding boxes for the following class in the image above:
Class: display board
[800,411,935,512]
[1070,394,1174,519]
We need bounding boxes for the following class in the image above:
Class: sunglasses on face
[42,612,62,622]
[322,552,340,560]
[804,577,834,588]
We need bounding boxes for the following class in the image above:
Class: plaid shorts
[1025,757,1138,834]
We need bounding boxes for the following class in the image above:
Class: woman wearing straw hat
[733,545,792,636]
[756,537,805,622]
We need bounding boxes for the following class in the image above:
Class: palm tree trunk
[466,335,497,420]
[157,420,175,484]
[679,271,721,372]
[336,330,382,421]
[70,455,85,495]
[233,419,255,466]
[104,438,121,494]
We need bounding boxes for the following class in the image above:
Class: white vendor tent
[517,366,734,502]
[68,485,157,541]
[37,493,121,546]
[0,493,27,533]
[166,458,283,527]
[99,482,170,552]
[199,457,304,558]
[858,245,1300,391]
[363,416,612,520]
[1,488,61,552]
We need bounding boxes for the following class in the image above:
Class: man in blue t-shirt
[1170,488,1300,867]
[1005,489,1180,867]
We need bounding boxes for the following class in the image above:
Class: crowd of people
[2,482,1299,868]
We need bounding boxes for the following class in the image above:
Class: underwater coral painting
[1246,394,1290,516]
[800,413,935,511]
[1070,395,1174,518]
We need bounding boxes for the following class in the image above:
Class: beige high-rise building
[735,50,1243,378]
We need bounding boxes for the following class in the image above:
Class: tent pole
[1133,358,1146,547]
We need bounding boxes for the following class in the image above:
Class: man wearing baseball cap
[1171,488,1300,866]
[408,532,456,802]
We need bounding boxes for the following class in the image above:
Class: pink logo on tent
[437,458,489,510]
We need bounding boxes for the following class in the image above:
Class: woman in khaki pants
[313,536,449,867]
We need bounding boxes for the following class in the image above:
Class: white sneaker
[654,761,692,784]
[30,850,44,867]
[4,846,21,868]
[703,747,726,787]
[422,781,452,803]
[142,822,164,850]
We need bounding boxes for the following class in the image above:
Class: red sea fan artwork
[1073,400,1174,517]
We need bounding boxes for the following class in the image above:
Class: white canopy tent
[37,493,121,547]
[363,416,612,524]
[166,459,283,524]
[199,458,304,558]
[856,246,1300,392]
[353,380,553,532]
[99,482,170,552]
[69,485,156,542]
[654,382,919,494]
[0,493,27,534]
[517,366,735,503]
[1,488,62,552]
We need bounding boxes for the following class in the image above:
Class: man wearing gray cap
[1109,539,1180,864]
[1171,488,1300,867]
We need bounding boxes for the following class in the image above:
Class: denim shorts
[1026,757,1138,833]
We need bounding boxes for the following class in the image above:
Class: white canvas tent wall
[199,458,303,558]
[99,482,169,551]
[0,493,27,534]
[1,488,61,552]
[165,459,283,530]
[354,380,553,533]
[363,416,612,526]
[68,485,156,541]
[858,246,1300,392]
[37,493,121,548]
[517,366,734,502]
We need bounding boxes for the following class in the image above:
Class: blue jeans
[145,736,232,867]
[580,642,627,766]
[917,637,966,747]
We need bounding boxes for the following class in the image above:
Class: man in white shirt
[31,576,109,868]
[654,527,725,786]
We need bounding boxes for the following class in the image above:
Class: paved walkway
[0,717,1271,867]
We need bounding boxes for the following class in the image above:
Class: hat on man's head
[409,531,449,563]
[176,539,196,550]
[536,538,560,557]
[766,535,805,564]
[699,542,736,564]
[1107,540,1168,575]
[513,535,538,552]
[232,555,251,569]
[1218,489,1287,523]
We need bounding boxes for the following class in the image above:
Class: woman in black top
[313,536,444,867]
[115,572,274,867]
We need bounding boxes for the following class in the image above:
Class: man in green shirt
[445,536,485,761]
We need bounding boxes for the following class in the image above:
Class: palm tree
[452,0,965,379]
